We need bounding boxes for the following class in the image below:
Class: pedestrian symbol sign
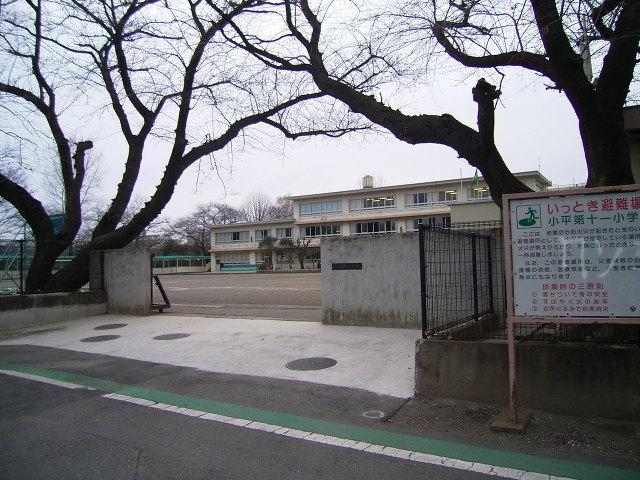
[515,204,541,229]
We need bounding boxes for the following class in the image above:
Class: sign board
[502,185,640,423]
[504,186,640,319]
[332,262,362,270]
[49,214,65,235]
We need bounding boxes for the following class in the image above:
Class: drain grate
[153,333,191,340]
[81,335,121,342]
[94,323,128,330]
[285,357,337,371]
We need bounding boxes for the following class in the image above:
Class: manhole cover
[153,333,191,340]
[81,335,121,342]
[285,357,337,371]
[94,323,128,330]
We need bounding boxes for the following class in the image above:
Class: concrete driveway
[0,314,418,398]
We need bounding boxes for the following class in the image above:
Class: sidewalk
[0,314,417,398]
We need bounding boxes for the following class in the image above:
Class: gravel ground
[387,397,640,471]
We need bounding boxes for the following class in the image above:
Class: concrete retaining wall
[0,291,107,331]
[321,234,420,328]
[415,339,640,420]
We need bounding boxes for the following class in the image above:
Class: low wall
[0,291,107,331]
[321,234,420,328]
[415,339,640,420]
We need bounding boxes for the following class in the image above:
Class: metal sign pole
[507,318,517,424]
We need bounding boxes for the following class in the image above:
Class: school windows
[349,196,395,211]
[255,229,271,241]
[276,227,293,239]
[299,200,342,216]
[302,224,341,237]
[215,230,249,244]
[352,220,396,235]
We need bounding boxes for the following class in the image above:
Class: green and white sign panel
[509,189,640,317]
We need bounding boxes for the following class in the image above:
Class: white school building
[209,171,551,272]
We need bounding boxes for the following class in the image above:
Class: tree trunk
[24,238,69,292]
[579,106,635,187]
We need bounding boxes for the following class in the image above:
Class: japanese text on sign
[509,190,640,317]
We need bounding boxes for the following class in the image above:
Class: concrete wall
[450,201,501,223]
[102,248,152,315]
[415,339,640,420]
[0,291,107,331]
[321,233,421,328]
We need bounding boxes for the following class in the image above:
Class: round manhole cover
[153,333,191,340]
[94,323,128,330]
[81,335,121,342]
[285,357,337,371]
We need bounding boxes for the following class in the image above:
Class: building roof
[209,219,294,230]
[289,170,551,201]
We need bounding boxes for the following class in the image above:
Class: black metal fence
[419,222,639,346]
[419,222,504,339]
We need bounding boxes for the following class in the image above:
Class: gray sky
[91,71,584,219]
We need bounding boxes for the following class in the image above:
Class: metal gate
[418,222,505,339]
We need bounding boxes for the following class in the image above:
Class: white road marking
[99,392,575,480]
[0,370,93,390]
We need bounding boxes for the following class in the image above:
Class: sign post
[502,185,640,424]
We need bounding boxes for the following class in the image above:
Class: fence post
[18,239,25,294]
[419,225,427,339]
[487,235,494,313]
[471,233,478,322]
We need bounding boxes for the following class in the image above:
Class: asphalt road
[155,273,322,321]
[0,345,487,480]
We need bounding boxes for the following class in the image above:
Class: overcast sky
[91,69,583,219]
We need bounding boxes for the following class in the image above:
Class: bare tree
[240,192,293,222]
[166,202,243,255]
[0,0,357,292]
[222,0,639,201]
[241,192,275,223]
[425,0,638,187]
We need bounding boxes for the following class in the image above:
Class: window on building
[349,196,395,211]
[217,252,250,264]
[405,192,437,206]
[214,230,249,244]
[255,229,271,241]
[409,216,451,231]
[276,227,292,239]
[352,220,396,235]
[299,200,342,216]
[468,186,491,199]
[303,224,341,237]
[437,190,458,203]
